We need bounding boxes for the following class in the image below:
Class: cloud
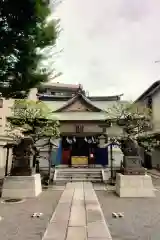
[52,0,160,100]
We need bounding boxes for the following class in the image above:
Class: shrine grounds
[0,176,160,240]
[97,176,160,240]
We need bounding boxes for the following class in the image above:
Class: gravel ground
[96,178,160,240]
[0,189,62,240]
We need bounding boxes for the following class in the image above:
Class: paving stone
[87,221,112,239]
[59,190,74,204]
[44,222,67,240]
[88,238,111,240]
[43,182,112,240]
[66,182,83,189]
[73,188,84,201]
[83,182,93,189]
[86,209,103,223]
[69,205,86,226]
[66,226,87,240]
[50,206,71,223]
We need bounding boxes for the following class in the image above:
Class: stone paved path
[42,182,112,240]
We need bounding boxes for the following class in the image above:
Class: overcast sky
[52,0,160,100]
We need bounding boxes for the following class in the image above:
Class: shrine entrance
[61,136,98,166]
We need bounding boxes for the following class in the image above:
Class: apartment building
[135,80,160,168]
[135,80,160,132]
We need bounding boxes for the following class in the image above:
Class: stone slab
[69,186,86,226]
[43,222,67,240]
[86,208,103,223]
[88,238,111,240]
[116,173,155,197]
[66,182,84,189]
[51,203,71,223]
[2,174,42,198]
[66,226,87,240]
[69,205,86,226]
[59,189,74,203]
[83,182,93,189]
[87,221,112,239]
[84,183,112,239]
[42,182,112,240]
[73,188,84,201]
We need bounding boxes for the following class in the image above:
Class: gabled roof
[135,80,160,102]
[54,91,103,112]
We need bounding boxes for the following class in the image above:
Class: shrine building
[37,83,125,167]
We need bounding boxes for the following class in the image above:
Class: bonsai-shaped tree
[7,99,60,182]
[108,102,152,156]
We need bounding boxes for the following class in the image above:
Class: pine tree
[0,0,59,98]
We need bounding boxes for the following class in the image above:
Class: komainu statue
[120,138,145,175]
[10,136,36,176]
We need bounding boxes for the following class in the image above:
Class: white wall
[152,90,160,131]
[152,149,160,168]
[108,145,123,168]
[0,89,38,169]
[0,89,38,135]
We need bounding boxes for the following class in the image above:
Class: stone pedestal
[2,174,42,199]
[122,156,145,175]
[115,173,155,198]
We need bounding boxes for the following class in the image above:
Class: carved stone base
[2,174,42,199]
[116,173,155,198]
[121,167,146,175]
[122,156,146,175]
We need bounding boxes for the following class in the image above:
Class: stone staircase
[53,168,103,184]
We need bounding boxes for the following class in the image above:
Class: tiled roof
[44,99,128,114]
[47,101,129,121]
[55,92,102,112]
[135,80,160,102]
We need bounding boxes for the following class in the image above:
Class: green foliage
[110,102,155,152]
[0,0,59,98]
[138,133,160,152]
[7,99,60,141]
[114,102,151,137]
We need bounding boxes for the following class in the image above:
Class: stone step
[57,170,101,173]
[56,176,102,179]
[56,168,102,172]
[57,171,101,174]
[56,178,102,182]
[57,173,101,176]
[54,168,103,183]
